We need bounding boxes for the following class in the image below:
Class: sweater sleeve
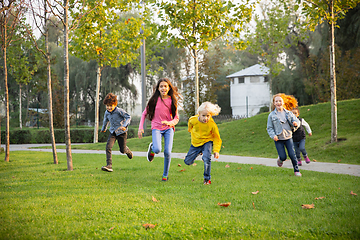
[119,108,131,128]
[138,108,147,131]
[302,118,312,134]
[101,111,109,132]
[212,123,222,153]
[168,110,179,127]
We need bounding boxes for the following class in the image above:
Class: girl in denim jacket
[267,93,302,176]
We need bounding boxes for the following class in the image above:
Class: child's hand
[273,136,278,141]
[214,152,219,159]
[309,133,312,136]
[293,121,298,127]
[138,129,144,139]
[161,120,172,127]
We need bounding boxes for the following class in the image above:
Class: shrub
[0,128,139,144]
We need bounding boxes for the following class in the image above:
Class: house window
[238,77,244,83]
[264,76,269,82]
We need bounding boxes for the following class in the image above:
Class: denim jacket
[101,107,131,136]
[267,108,300,140]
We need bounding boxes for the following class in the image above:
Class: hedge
[0,128,152,144]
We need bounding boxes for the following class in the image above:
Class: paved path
[3,144,360,177]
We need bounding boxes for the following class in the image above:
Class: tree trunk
[193,49,199,111]
[63,0,73,170]
[330,1,337,143]
[45,1,58,164]
[19,84,22,129]
[93,64,101,143]
[3,42,10,162]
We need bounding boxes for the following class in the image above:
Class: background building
[226,64,270,117]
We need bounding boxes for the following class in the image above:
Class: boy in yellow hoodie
[184,102,222,185]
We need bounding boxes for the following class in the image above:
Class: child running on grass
[138,78,181,182]
[267,93,302,176]
[101,93,133,172]
[291,107,312,166]
[184,102,222,185]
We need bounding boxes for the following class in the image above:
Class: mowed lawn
[0,151,359,239]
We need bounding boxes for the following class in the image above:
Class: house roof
[226,64,269,78]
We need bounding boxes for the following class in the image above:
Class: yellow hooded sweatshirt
[188,115,222,153]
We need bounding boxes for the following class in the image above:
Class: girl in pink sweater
[138,78,181,181]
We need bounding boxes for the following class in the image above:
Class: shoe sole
[101,167,113,172]
[147,143,154,162]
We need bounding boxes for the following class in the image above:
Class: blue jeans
[274,139,299,172]
[293,139,307,159]
[152,128,174,177]
[184,141,213,181]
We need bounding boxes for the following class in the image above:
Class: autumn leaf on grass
[251,190,259,195]
[315,197,325,200]
[225,164,230,168]
[217,202,231,207]
[178,164,181,167]
[301,204,315,209]
[109,227,115,231]
[192,163,197,166]
[179,169,186,172]
[152,196,159,202]
[350,191,357,196]
[313,159,317,162]
[143,223,156,229]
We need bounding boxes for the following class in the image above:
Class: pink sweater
[139,97,179,131]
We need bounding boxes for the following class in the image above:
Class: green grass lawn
[53,99,360,165]
[0,151,359,239]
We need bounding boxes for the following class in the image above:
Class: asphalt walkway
[3,144,360,177]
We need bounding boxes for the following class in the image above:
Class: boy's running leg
[117,132,133,159]
[202,141,213,182]
[184,145,201,166]
[102,133,116,172]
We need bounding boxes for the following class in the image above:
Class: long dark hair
[146,78,181,121]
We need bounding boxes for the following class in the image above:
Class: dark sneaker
[162,176,168,181]
[277,157,283,167]
[203,180,211,185]
[126,147,133,159]
[147,143,155,162]
[101,165,113,172]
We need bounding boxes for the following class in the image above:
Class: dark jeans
[274,138,299,172]
[106,132,128,165]
[293,139,307,159]
[184,141,213,181]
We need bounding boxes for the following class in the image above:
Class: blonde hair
[197,102,221,116]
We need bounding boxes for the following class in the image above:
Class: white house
[226,64,270,117]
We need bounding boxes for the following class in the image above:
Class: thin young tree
[297,0,360,143]
[45,0,102,170]
[157,0,253,110]
[70,1,148,143]
[25,0,60,164]
[7,28,40,130]
[0,0,27,162]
